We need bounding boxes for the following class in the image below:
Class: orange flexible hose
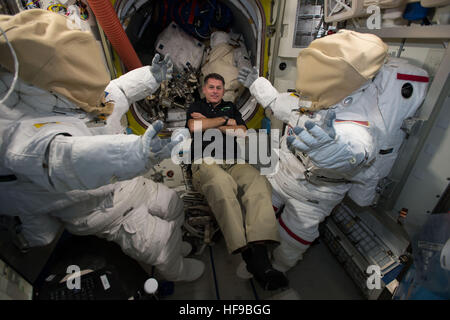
[87,0,142,71]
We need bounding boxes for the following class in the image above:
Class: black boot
[241,244,289,291]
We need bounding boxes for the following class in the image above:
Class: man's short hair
[204,73,225,86]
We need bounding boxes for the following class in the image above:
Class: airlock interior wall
[120,0,265,132]
[124,1,259,65]
[222,0,258,110]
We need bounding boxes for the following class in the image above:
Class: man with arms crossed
[186,73,288,291]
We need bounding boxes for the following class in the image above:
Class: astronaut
[0,10,204,282]
[238,30,429,272]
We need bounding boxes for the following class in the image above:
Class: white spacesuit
[0,10,204,282]
[239,30,429,272]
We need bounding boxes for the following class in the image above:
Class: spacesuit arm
[249,77,298,123]
[47,133,149,191]
[100,66,161,133]
[102,55,173,133]
[106,66,160,104]
[47,121,187,192]
[248,77,278,108]
[2,117,185,192]
[106,54,172,109]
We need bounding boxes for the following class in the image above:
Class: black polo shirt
[186,99,247,161]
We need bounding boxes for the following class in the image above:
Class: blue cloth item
[403,2,430,21]
[155,0,234,40]
[261,117,271,134]
[394,213,450,300]
[211,2,233,29]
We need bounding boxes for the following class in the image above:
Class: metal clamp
[401,117,424,137]
[0,215,30,253]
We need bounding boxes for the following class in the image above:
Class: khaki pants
[191,162,279,253]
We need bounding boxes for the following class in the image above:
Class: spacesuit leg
[138,178,201,279]
[271,198,315,272]
[270,184,286,214]
[143,178,185,230]
[105,203,204,282]
[95,177,203,282]
[272,240,310,273]
[143,220,204,282]
[139,178,204,281]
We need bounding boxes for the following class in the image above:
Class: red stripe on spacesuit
[163,1,168,26]
[278,216,312,245]
[397,73,429,83]
[188,0,197,25]
[335,120,369,127]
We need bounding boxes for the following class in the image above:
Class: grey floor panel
[1,229,364,300]
[162,235,365,300]
[208,240,256,300]
[163,238,258,300]
[285,241,364,300]
[163,247,217,300]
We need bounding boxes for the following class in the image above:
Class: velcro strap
[0,175,17,182]
[379,148,393,155]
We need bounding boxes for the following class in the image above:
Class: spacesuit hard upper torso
[262,82,379,245]
[0,8,205,282]
[260,80,378,205]
[249,58,429,245]
[0,66,162,246]
[273,82,378,186]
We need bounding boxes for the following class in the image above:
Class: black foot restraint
[242,244,289,291]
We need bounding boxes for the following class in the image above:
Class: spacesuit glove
[142,121,189,169]
[150,53,173,84]
[286,111,366,172]
[238,66,259,88]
